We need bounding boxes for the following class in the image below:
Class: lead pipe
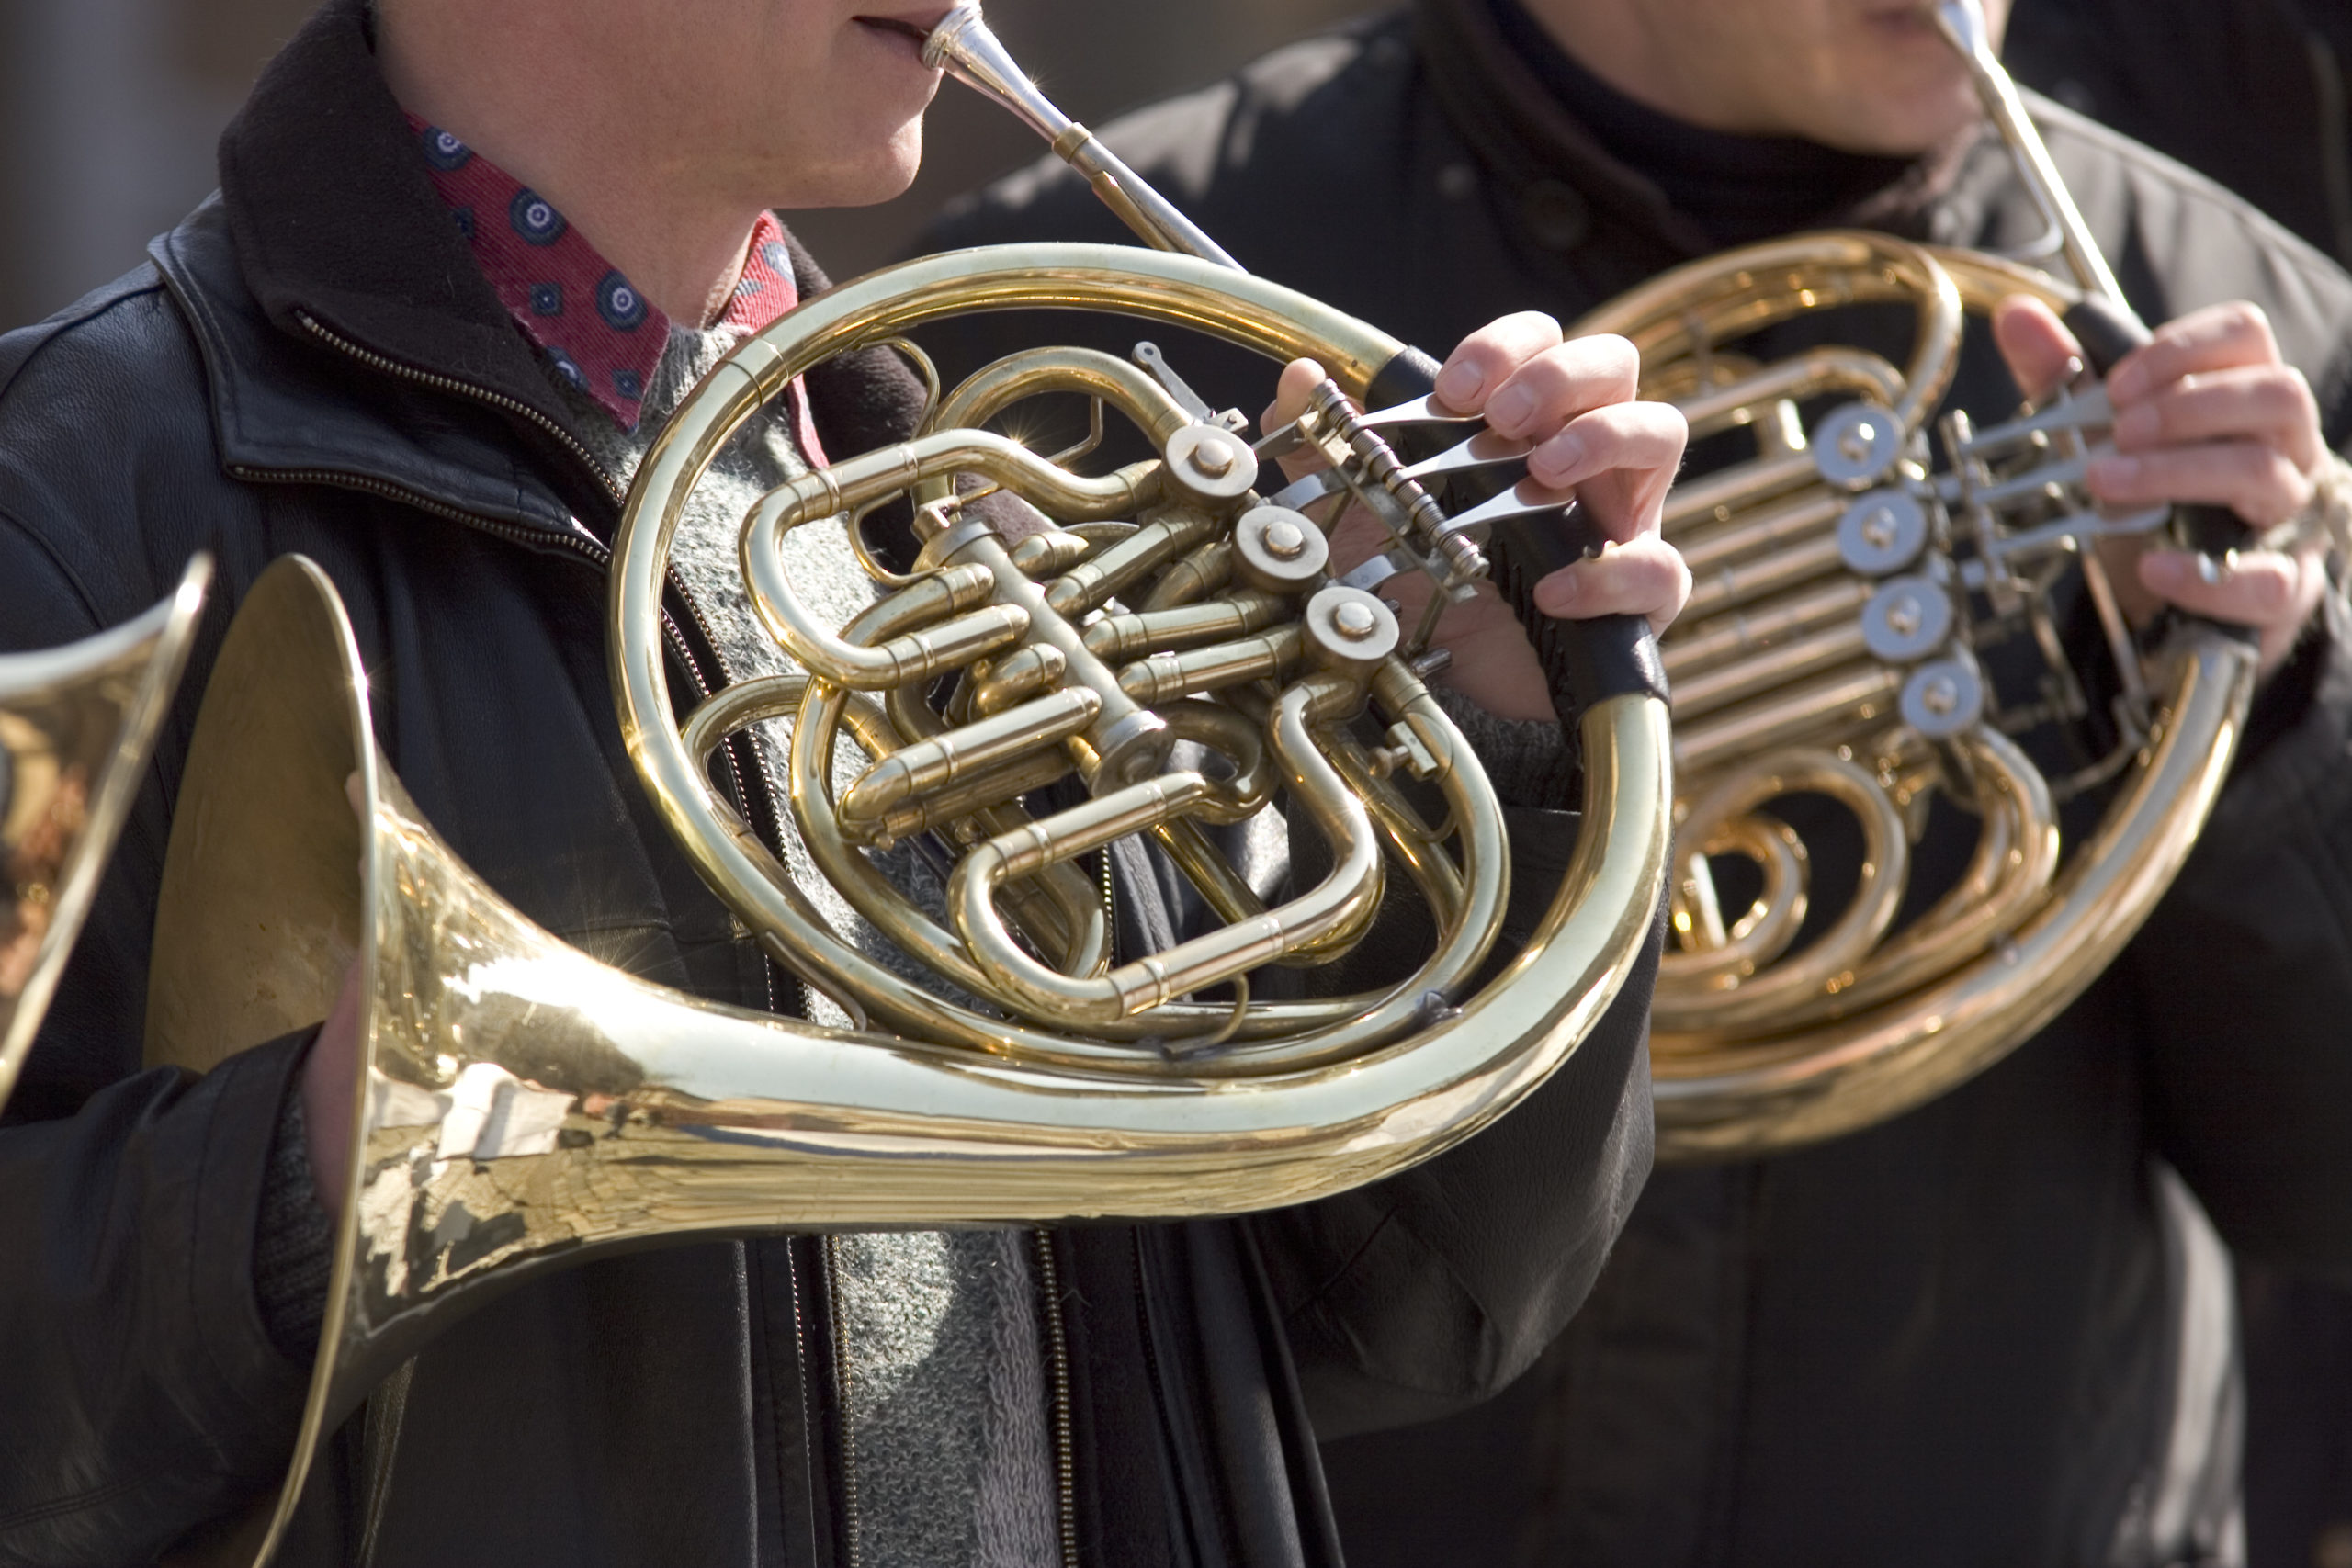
[1662,576,1872,683]
[1681,529,1847,623]
[1673,662,1904,774]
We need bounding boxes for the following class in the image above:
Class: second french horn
[0,556,208,1113]
[1605,0,2261,1156]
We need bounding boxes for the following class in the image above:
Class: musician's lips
[853,9,956,63]
[1860,3,1944,42]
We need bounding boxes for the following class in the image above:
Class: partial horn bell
[1,554,209,1111]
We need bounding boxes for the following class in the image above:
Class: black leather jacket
[2007,0,2352,270]
[0,5,1657,1564]
[920,3,2352,1564]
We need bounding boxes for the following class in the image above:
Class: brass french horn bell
[0,555,209,1112]
[1591,0,2259,1156]
[143,11,1675,1558]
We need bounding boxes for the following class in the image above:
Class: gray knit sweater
[571,324,1061,1568]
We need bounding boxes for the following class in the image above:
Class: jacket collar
[1412,0,1995,261]
[1415,0,1713,257]
[211,0,596,462]
[153,195,590,539]
[163,0,914,545]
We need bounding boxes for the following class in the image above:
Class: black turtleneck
[1488,0,1917,247]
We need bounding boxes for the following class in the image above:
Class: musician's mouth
[852,10,956,64]
[1858,3,1946,45]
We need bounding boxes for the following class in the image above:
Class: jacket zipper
[225,460,773,853]
[1033,1229,1081,1568]
[266,318,802,954]
[297,312,624,501]
[822,1234,1080,1568]
[286,315,726,722]
[293,311,791,1022]
[821,1237,865,1568]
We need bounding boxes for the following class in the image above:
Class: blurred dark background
[0,0,1365,330]
[1,0,2348,1562]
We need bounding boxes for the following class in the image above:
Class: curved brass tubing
[614,247,1626,1065]
[151,11,1679,1557]
[1674,347,1905,442]
[1654,748,1909,1028]
[922,344,1193,451]
[1567,160,2234,1159]
[1649,633,2249,1156]
[1583,232,1967,440]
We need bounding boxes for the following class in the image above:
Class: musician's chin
[787,118,928,211]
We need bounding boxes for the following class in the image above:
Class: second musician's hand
[1994,295,2332,679]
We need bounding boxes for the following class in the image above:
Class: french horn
[141,11,1674,1560]
[1600,0,2261,1156]
[0,555,208,1112]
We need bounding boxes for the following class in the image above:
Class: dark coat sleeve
[2048,117,2352,1280]
[2130,588,2352,1280]
[0,287,313,1564]
[1246,805,1659,1441]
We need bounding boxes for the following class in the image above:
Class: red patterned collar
[407,115,804,432]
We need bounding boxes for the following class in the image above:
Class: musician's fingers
[1477,333,1642,442]
[1533,534,1691,634]
[2087,441,2313,526]
[2141,545,2328,677]
[1261,357,1333,482]
[1991,295,2084,402]
[2106,302,2282,402]
[2137,546,2308,623]
[1529,400,1689,536]
[2110,363,2325,475]
[1433,312,1566,412]
[1261,357,1327,439]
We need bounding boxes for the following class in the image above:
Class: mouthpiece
[1930,0,1995,64]
[1930,0,2125,304]
[922,6,1072,146]
[922,4,1244,270]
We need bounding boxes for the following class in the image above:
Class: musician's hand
[1994,296,2330,678]
[1261,313,1689,722]
[301,961,361,1213]
[296,769,369,1214]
